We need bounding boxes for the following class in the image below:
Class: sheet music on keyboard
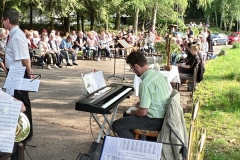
[83,71,106,93]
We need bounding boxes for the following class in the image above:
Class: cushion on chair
[133,129,160,139]
[179,73,194,81]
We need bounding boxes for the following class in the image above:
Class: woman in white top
[38,34,58,70]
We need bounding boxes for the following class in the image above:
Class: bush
[232,42,240,49]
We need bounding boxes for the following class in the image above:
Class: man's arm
[22,59,34,78]
[130,108,148,117]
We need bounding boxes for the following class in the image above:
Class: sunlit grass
[194,48,240,159]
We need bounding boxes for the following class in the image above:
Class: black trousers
[14,72,33,142]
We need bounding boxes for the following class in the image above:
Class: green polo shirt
[139,69,171,118]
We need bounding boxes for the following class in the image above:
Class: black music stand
[107,40,132,82]
[107,42,124,81]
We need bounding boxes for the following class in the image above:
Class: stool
[132,129,160,140]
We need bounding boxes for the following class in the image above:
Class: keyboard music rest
[75,83,134,114]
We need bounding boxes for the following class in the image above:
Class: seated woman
[38,34,58,70]
[97,31,110,61]
[85,31,98,60]
[176,44,200,74]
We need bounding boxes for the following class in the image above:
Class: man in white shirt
[2,9,34,147]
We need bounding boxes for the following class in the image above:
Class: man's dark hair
[126,51,147,67]
[3,8,19,25]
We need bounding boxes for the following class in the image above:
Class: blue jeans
[60,50,76,63]
[112,114,163,139]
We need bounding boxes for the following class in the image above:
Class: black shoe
[67,63,73,66]
[57,65,62,68]
[73,62,78,65]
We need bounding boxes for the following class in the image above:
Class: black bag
[76,153,93,160]
[76,142,102,160]
[187,82,193,92]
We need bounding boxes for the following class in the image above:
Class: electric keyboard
[75,83,134,114]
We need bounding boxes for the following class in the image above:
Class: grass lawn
[193,47,240,159]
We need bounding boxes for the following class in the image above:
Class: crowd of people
[0,25,164,71]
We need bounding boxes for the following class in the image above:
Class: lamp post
[165,24,177,71]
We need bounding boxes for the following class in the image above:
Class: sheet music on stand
[0,90,22,153]
[3,66,41,95]
[100,136,162,160]
[82,71,106,94]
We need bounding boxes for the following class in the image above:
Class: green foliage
[194,47,240,159]
[154,41,166,54]
[232,42,240,49]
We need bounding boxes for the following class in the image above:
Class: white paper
[6,88,15,96]
[0,90,14,101]
[19,78,40,92]
[7,66,26,78]
[0,100,22,153]
[126,107,138,114]
[82,71,106,93]
[100,136,162,160]
[3,66,40,92]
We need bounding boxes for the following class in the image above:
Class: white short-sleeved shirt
[5,26,30,69]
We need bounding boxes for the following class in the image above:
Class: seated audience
[97,30,110,61]
[112,51,171,139]
[145,31,155,54]
[73,31,87,59]
[48,33,63,68]
[176,44,200,74]
[0,28,7,73]
[85,32,98,60]
[59,35,78,66]
[38,34,59,69]
[55,31,62,46]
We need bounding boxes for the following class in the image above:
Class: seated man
[112,51,171,139]
[48,33,63,68]
[59,35,78,66]
[0,28,7,73]
[73,31,87,59]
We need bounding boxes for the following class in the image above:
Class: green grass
[194,48,240,159]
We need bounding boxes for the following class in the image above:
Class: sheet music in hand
[82,71,106,94]
[0,97,22,153]
[100,136,162,160]
[3,66,40,93]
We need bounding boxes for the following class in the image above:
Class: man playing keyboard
[112,51,171,139]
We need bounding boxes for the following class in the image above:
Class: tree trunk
[115,12,120,30]
[0,0,6,27]
[50,17,54,30]
[151,3,158,30]
[48,0,54,30]
[229,16,233,32]
[224,21,227,31]
[106,13,109,32]
[64,17,70,33]
[133,7,139,35]
[81,16,84,32]
[77,11,80,31]
[215,11,218,27]
[220,13,223,29]
[29,2,33,29]
[90,9,95,30]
